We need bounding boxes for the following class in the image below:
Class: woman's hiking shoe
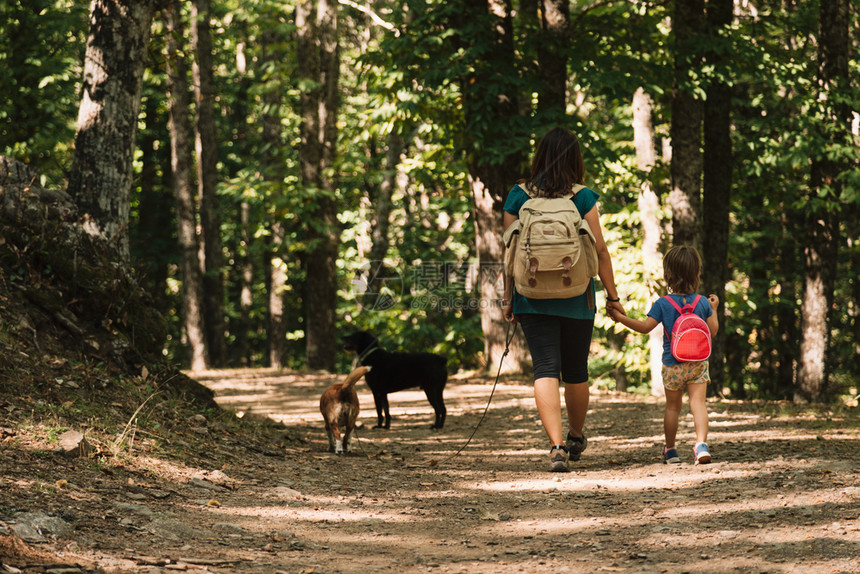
[694,442,711,465]
[565,432,588,462]
[662,446,680,464]
[549,445,570,472]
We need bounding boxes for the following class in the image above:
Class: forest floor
[1,367,859,574]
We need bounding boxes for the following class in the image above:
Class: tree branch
[338,0,400,36]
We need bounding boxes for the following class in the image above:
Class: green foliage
[722,2,860,397]
[0,1,87,186]
[6,0,858,399]
[336,173,483,371]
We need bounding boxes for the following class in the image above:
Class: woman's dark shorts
[517,313,594,384]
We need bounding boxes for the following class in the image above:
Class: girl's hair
[663,246,702,294]
[525,127,586,198]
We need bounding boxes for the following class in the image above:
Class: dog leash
[357,345,378,363]
[432,320,518,466]
[348,322,517,463]
[351,424,376,458]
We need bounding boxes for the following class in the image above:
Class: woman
[502,126,624,472]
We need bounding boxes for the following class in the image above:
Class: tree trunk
[702,0,733,394]
[750,228,773,397]
[369,131,402,265]
[227,34,255,367]
[797,0,848,401]
[361,131,406,311]
[668,0,704,249]
[366,131,403,298]
[260,28,289,369]
[632,87,665,397]
[852,211,860,381]
[472,174,529,373]
[607,331,629,392]
[133,96,172,314]
[67,0,156,263]
[165,0,208,371]
[536,0,569,120]
[776,211,799,398]
[267,222,289,368]
[297,0,340,371]
[461,0,530,373]
[191,0,227,368]
[237,200,254,367]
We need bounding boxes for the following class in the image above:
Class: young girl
[608,246,719,465]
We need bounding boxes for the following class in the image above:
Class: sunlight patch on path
[219,504,430,524]
[457,467,780,494]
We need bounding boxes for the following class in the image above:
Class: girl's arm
[706,294,720,336]
[608,308,659,334]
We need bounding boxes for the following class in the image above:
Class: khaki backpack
[503,184,598,301]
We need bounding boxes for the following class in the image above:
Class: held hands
[606,306,624,323]
[606,300,625,322]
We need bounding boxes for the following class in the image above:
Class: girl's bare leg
[664,388,684,448]
[686,383,709,445]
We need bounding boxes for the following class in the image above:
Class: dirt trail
[2,369,859,573]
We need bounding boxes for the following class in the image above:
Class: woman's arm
[583,204,624,316]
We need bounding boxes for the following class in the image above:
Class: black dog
[342,331,447,429]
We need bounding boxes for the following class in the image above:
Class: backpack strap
[687,294,702,311]
[523,182,586,199]
[663,295,683,314]
[663,294,701,314]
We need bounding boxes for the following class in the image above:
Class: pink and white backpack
[664,295,711,362]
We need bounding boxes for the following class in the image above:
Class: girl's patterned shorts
[661,361,710,392]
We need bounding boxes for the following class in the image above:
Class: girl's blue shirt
[647,293,713,366]
[503,184,599,320]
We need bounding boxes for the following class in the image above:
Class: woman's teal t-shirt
[503,184,599,320]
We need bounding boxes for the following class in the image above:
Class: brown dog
[319,366,370,454]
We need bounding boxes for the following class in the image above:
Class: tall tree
[191,0,228,367]
[226,30,255,367]
[368,132,403,270]
[365,131,406,305]
[536,0,569,120]
[259,26,289,369]
[776,211,799,396]
[67,0,156,262]
[852,210,860,380]
[133,94,172,314]
[668,0,704,249]
[632,87,665,396]
[165,0,208,371]
[702,0,733,393]
[459,0,531,373]
[297,0,340,371]
[797,0,850,401]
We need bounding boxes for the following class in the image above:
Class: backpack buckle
[528,257,539,287]
[561,256,572,286]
